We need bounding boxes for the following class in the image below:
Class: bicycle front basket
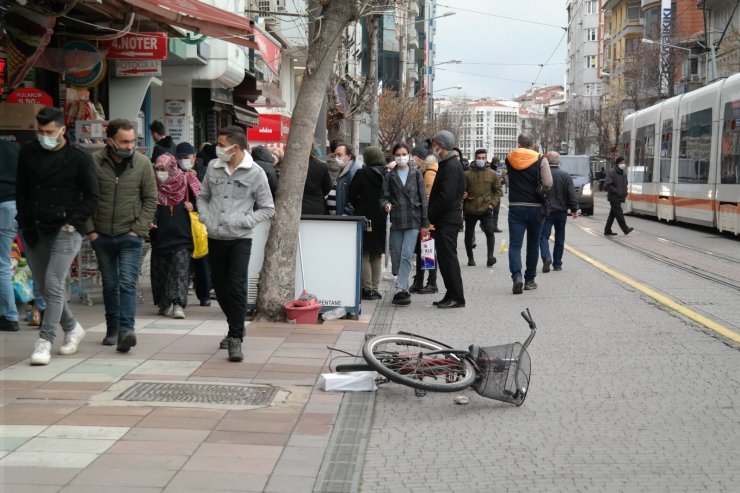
[473,342,531,406]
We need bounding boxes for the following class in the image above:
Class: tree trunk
[254,0,357,321]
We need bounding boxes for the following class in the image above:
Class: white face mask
[37,126,65,151]
[617,163,626,170]
[216,144,236,162]
[337,155,349,167]
[396,155,409,166]
[178,159,193,171]
[475,159,486,168]
[156,171,169,182]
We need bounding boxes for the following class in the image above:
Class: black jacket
[251,146,279,198]
[302,158,331,215]
[548,165,578,213]
[0,141,20,203]
[16,140,100,246]
[349,165,387,254]
[605,166,628,202]
[428,153,465,225]
[151,135,177,164]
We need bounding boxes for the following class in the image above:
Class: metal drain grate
[115,382,278,406]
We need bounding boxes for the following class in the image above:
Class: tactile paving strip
[115,382,278,406]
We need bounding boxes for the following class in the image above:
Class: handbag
[185,185,208,259]
[535,156,551,223]
[420,231,436,270]
[535,154,548,202]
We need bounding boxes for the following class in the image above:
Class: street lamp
[433,85,462,93]
[640,38,691,54]
[641,38,691,98]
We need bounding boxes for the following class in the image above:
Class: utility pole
[369,14,380,147]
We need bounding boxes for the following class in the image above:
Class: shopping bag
[189,211,208,259]
[13,262,34,303]
[420,232,436,270]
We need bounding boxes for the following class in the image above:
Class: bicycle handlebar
[520,308,537,351]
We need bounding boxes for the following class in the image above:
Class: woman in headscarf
[150,153,201,319]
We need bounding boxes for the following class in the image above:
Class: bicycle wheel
[335,363,374,372]
[362,334,476,393]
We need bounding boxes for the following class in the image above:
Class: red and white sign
[254,30,282,75]
[7,88,53,105]
[114,60,162,77]
[247,114,291,144]
[103,32,168,60]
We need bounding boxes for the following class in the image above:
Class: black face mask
[110,140,134,159]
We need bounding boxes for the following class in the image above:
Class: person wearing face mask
[380,144,429,306]
[603,156,633,236]
[427,131,466,309]
[87,119,157,351]
[463,149,503,268]
[326,143,359,215]
[176,142,207,182]
[149,153,201,320]
[197,126,275,362]
[16,106,100,365]
[301,144,332,215]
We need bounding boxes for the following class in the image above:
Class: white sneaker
[172,305,185,319]
[158,304,173,317]
[59,322,85,355]
[31,338,52,365]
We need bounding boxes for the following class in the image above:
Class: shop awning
[233,105,260,127]
[121,0,258,50]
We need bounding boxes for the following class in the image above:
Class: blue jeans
[92,234,144,334]
[26,230,83,342]
[0,201,18,321]
[390,228,418,292]
[508,206,543,281]
[539,210,568,269]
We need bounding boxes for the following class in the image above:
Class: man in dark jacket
[604,156,633,236]
[0,141,20,331]
[251,146,279,199]
[301,146,332,215]
[149,120,177,164]
[88,119,157,351]
[506,133,552,294]
[428,130,466,308]
[17,107,100,365]
[539,152,578,272]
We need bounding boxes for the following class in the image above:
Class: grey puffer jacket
[196,154,275,240]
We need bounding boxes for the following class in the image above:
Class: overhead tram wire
[530,28,567,87]
[436,3,566,30]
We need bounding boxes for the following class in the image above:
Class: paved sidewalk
[0,289,376,493]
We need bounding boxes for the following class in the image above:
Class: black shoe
[408,277,423,294]
[542,259,552,273]
[624,227,634,235]
[604,231,617,236]
[523,279,538,290]
[361,288,375,300]
[116,331,137,353]
[219,336,229,349]
[102,334,117,346]
[471,243,477,249]
[0,317,19,331]
[512,275,523,295]
[199,300,211,307]
[493,228,503,233]
[432,296,450,306]
[487,256,496,267]
[467,258,476,266]
[391,291,411,306]
[418,283,438,294]
[437,299,465,309]
[553,267,562,271]
[227,337,244,362]
[370,290,382,300]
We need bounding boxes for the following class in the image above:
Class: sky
[432,1,569,100]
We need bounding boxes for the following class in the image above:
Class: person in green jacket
[463,148,503,267]
[87,119,157,352]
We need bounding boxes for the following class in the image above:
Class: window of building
[627,2,640,21]
[586,0,598,14]
[586,55,597,68]
[586,28,597,42]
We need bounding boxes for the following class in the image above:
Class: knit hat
[175,142,196,157]
[432,130,455,150]
[362,146,386,167]
[411,143,429,160]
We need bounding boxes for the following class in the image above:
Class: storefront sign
[114,60,162,77]
[64,41,107,88]
[247,114,290,144]
[254,30,282,75]
[165,99,187,117]
[103,32,168,60]
[210,87,233,105]
[7,88,53,105]
[165,99,189,145]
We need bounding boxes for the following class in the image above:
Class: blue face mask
[475,159,487,168]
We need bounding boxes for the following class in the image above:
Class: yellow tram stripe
[564,243,740,344]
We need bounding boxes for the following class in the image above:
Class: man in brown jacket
[463,149,503,267]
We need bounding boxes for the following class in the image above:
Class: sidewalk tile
[264,475,318,493]
[285,434,330,448]
[40,425,129,440]
[121,427,211,442]
[72,405,153,416]
[0,436,31,451]
[1,451,99,468]
[17,437,115,454]
[6,486,61,493]
[215,418,295,433]
[182,454,278,474]
[135,415,220,430]
[194,443,282,459]
[56,414,145,428]
[1,466,81,485]
[69,465,176,487]
[0,358,84,381]
[60,486,160,493]
[148,407,227,419]
[0,424,48,437]
[128,360,202,377]
[205,431,288,446]
[107,440,201,455]
[165,471,268,492]
[90,452,189,470]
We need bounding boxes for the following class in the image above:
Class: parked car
[558,155,594,215]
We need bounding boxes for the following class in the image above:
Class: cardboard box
[0,103,46,131]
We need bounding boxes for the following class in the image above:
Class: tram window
[721,100,740,184]
[635,124,655,183]
[660,119,672,182]
[621,131,630,162]
[678,108,711,184]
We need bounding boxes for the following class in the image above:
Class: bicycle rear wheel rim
[362,334,476,393]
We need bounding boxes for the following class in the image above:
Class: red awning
[122,0,258,50]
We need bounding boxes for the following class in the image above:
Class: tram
[622,72,740,235]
